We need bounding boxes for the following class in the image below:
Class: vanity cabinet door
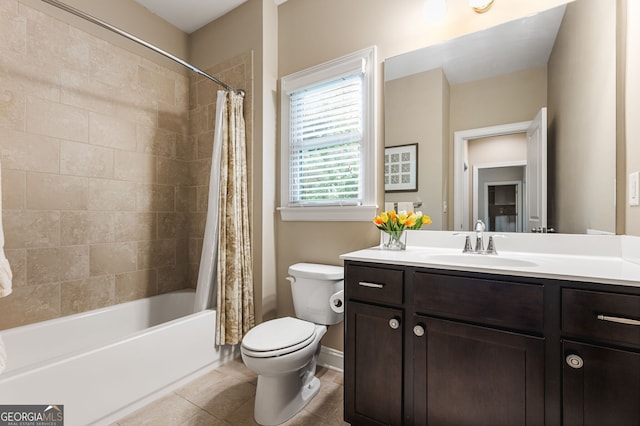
[345,301,403,426]
[413,316,545,426]
[563,340,640,426]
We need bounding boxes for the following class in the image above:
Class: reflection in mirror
[384,0,617,234]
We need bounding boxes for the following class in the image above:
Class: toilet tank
[288,263,344,325]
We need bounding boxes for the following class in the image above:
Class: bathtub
[0,290,238,425]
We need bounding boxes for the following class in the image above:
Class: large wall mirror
[384,0,617,234]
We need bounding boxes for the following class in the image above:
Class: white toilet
[241,263,344,426]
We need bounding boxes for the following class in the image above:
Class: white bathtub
[0,290,238,425]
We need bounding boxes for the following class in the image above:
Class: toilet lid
[242,317,316,353]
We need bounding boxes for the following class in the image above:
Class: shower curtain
[195,90,255,345]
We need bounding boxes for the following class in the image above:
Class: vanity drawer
[562,288,640,348]
[414,272,543,333]
[346,264,404,305]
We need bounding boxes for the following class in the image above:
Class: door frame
[453,121,531,231]
[472,162,526,231]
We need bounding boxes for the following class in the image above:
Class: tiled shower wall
[0,1,253,329]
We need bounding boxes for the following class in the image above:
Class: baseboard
[318,345,343,372]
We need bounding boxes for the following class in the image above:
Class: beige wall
[548,0,617,234]
[0,0,192,328]
[385,68,449,230]
[277,0,569,351]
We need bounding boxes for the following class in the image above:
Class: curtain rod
[40,0,244,95]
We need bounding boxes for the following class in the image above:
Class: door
[563,340,640,426]
[526,107,547,232]
[413,316,545,426]
[345,301,403,426]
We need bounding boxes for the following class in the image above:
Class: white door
[525,107,547,232]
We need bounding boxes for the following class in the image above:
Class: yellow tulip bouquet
[373,210,432,249]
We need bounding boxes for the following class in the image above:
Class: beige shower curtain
[215,90,255,345]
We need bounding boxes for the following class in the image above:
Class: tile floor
[112,358,349,425]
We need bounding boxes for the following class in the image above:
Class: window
[279,46,377,221]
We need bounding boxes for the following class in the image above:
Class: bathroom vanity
[340,231,640,426]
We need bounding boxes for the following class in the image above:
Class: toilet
[241,263,344,426]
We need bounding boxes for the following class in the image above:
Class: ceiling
[385,4,567,85]
[134,0,286,34]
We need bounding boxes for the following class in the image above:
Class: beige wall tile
[26,172,88,210]
[0,128,60,173]
[2,168,25,209]
[157,158,189,185]
[137,184,175,212]
[60,275,115,315]
[27,245,88,285]
[0,89,26,131]
[176,134,195,161]
[0,1,26,55]
[196,131,214,160]
[60,140,114,178]
[158,108,187,134]
[115,268,157,303]
[61,211,114,245]
[26,96,89,142]
[60,70,118,117]
[137,125,175,158]
[137,239,176,269]
[0,283,60,329]
[5,249,26,288]
[90,241,137,276]
[175,186,196,213]
[157,264,188,294]
[113,212,156,242]
[3,210,59,249]
[190,159,212,187]
[114,150,156,183]
[138,65,176,106]
[157,212,189,239]
[88,178,137,211]
[196,187,209,212]
[189,105,213,135]
[89,111,136,150]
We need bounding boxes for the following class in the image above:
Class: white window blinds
[288,73,364,205]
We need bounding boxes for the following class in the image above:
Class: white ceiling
[385,4,567,85]
[134,0,286,34]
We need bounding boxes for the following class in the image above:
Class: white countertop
[340,231,640,288]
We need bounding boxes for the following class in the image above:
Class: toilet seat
[241,317,317,358]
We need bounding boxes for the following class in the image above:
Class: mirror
[383,0,617,234]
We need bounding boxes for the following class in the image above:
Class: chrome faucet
[474,220,485,253]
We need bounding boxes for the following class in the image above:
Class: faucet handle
[474,219,486,232]
[453,233,474,253]
[485,234,506,255]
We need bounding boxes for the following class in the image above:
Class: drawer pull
[566,354,584,369]
[596,314,640,326]
[413,324,425,337]
[389,318,401,330]
[358,281,385,289]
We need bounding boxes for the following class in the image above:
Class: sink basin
[427,254,538,268]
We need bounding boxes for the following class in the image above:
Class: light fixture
[469,0,494,13]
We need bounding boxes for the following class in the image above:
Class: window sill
[278,205,378,222]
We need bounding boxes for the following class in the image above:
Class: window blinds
[289,73,364,205]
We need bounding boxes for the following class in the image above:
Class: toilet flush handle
[286,276,295,285]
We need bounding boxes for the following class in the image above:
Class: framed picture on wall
[385,143,418,192]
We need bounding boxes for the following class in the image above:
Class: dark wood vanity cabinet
[412,271,545,426]
[344,264,404,426]
[561,289,640,426]
[344,261,640,426]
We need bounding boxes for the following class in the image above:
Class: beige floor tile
[115,359,346,425]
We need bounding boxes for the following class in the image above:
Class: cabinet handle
[566,354,584,369]
[597,314,640,326]
[413,324,425,337]
[358,281,385,289]
[389,318,401,330]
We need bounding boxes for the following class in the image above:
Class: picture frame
[384,143,418,192]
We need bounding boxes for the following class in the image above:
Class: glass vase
[383,230,407,250]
